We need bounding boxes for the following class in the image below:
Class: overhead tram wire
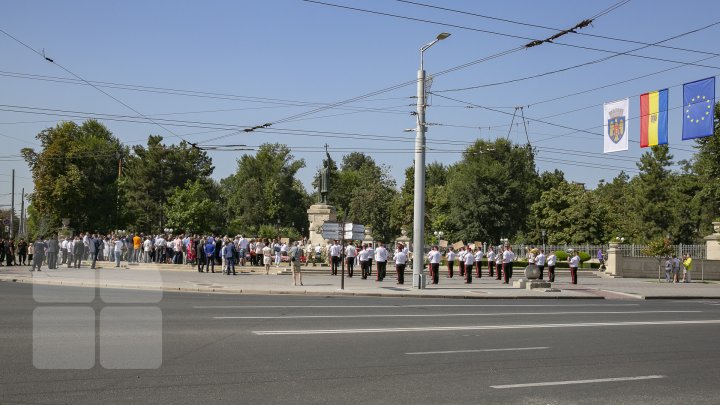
[435,19,720,93]
[244,1,713,140]
[212,1,606,142]
[0,70,413,110]
[395,0,720,58]
[0,100,694,164]
[304,1,720,80]
[0,28,191,145]
[0,101,664,165]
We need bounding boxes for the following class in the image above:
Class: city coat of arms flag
[682,77,715,140]
[604,98,629,153]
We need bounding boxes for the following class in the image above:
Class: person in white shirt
[458,247,466,278]
[329,241,341,276]
[375,243,388,281]
[366,245,374,277]
[474,248,484,279]
[427,246,441,285]
[358,244,369,279]
[464,246,475,284]
[502,245,516,284]
[568,251,580,284]
[394,247,408,284]
[345,242,357,277]
[113,237,124,268]
[262,242,273,274]
[143,237,152,263]
[446,247,456,278]
[486,246,496,279]
[546,252,557,282]
[536,250,547,280]
[66,238,75,269]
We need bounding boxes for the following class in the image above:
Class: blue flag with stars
[682,77,715,140]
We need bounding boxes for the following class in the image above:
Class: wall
[621,256,720,280]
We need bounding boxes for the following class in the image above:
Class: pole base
[413,274,426,289]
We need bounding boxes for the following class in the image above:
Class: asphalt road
[2,283,720,404]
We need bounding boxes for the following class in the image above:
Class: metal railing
[616,244,707,259]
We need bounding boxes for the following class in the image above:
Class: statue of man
[319,147,330,204]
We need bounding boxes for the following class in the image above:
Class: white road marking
[252,319,720,335]
[407,347,548,355]
[490,375,666,389]
[194,304,640,309]
[215,310,698,319]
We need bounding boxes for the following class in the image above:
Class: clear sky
[2,0,720,211]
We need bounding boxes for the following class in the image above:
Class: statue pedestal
[307,204,337,247]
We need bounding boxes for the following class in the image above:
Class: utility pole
[10,169,14,240]
[412,33,450,290]
[19,188,24,239]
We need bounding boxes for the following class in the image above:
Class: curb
[4,276,718,300]
[1,277,603,300]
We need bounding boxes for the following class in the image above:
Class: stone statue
[319,145,330,204]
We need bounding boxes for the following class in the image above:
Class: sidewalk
[1,261,718,300]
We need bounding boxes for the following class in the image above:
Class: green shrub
[554,250,568,261]
[578,252,591,262]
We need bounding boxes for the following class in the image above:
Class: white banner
[603,98,629,153]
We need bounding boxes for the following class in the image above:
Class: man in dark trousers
[502,244,515,284]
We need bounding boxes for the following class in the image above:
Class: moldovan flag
[603,98,629,153]
[640,89,668,148]
[682,77,715,140]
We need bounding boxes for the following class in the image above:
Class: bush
[578,252,590,262]
[554,250,568,261]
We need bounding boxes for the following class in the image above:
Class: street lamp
[541,229,546,252]
[413,32,451,290]
[433,230,444,244]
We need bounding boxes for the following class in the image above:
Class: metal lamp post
[541,229,546,252]
[413,32,450,289]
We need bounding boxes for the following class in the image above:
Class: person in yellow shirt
[133,234,142,263]
[682,253,693,283]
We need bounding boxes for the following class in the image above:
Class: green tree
[595,171,640,242]
[391,162,450,243]
[222,143,309,235]
[690,102,720,236]
[21,120,124,232]
[529,182,606,244]
[445,140,538,243]
[631,145,675,242]
[164,179,222,234]
[120,135,214,233]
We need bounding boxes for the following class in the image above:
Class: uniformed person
[446,247,455,278]
[394,247,408,284]
[502,244,515,284]
[474,247,484,278]
[427,246,441,285]
[463,246,474,284]
[486,246,496,278]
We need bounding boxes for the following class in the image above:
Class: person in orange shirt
[133,233,142,263]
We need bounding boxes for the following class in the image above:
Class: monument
[307,145,337,247]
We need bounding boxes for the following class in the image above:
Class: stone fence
[605,223,720,280]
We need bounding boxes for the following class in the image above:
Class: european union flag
[682,77,715,140]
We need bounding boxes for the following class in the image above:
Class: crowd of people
[0,233,697,286]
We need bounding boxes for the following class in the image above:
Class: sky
[2,0,720,212]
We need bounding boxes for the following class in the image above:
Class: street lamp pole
[413,32,450,290]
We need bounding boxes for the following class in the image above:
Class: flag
[640,89,668,148]
[682,77,715,140]
[604,98,629,153]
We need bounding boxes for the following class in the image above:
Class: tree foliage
[119,135,214,233]
[164,179,222,234]
[222,143,309,235]
[21,120,124,232]
[445,139,538,243]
